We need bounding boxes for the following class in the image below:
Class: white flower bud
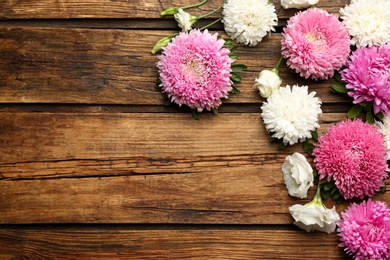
[281,0,319,9]
[282,152,314,198]
[289,198,340,234]
[253,69,282,98]
[174,8,197,32]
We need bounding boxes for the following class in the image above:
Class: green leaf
[155,78,162,89]
[230,86,241,94]
[312,169,318,178]
[229,53,239,59]
[331,83,348,94]
[192,109,201,120]
[223,38,233,49]
[334,73,343,83]
[303,140,315,155]
[366,111,374,124]
[376,112,384,120]
[331,192,341,201]
[230,72,242,84]
[380,186,387,194]
[322,190,330,200]
[330,186,338,196]
[278,142,286,151]
[324,182,335,191]
[311,130,318,142]
[229,46,238,53]
[347,104,363,119]
[164,98,172,106]
[365,101,373,112]
[212,108,218,115]
[319,178,328,186]
[231,64,247,73]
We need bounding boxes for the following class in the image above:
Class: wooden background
[0,0,389,259]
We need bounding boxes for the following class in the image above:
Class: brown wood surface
[0,0,388,259]
[0,228,347,259]
[0,27,348,104]
[0,0,349,19]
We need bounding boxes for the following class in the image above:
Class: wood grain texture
[0,228,349,259]
[0,27,351,104]
[1,170,388,225]
[0,112,389,224]
[0,0,387,257]
[0,0,350,19]
[0,112,344,167]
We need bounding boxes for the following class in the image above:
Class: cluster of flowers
[252,1,390,259]
[152,0,281,119]
[153,0,390,258]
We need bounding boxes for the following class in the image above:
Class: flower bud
[282,152,314,198]
[289,194,340,234]
[161,7,179,16]
[174,8,198,32]
[281,0,319,9]
[253,69,282,98]
[151,36,174,54]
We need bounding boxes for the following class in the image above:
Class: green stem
[197,1,225,19]
[271,56,283,74]
[182,0,208,10]
[200,17,222,30]
[311,184,323,205]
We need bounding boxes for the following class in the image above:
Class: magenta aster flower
[313,119,388,200]
[281,8,350,80]
[157,29,234,112]
[338,200,390,259]
[341,44,390,115]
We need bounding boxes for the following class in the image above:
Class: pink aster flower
[281,8,350,80]
[341,44,390,115]
[338,200,390,259]
[157,29,234,112]
[313,119,388,200]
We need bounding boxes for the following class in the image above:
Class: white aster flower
[222,0,278,46]
[375,114,390,159]
[174,8,197,32]
[289,190,340,234]
[340,0,390,48]
[261,85,322,145]
[281,0,319,10]
[282,152,314,199]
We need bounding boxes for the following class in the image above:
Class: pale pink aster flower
[341,44,390,115]
[313,119,388,200]
[281,8,350,80]
[338,200,390,259]
[157,29,234,112]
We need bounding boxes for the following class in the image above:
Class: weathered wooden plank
[0,112,349,180]
[0,228,349,259]
[0,27,351,104]
[1,112,388,224]
[0,102,353,114]
[0,167,388,224]
[0,0,350,19]
[0,112,345,166]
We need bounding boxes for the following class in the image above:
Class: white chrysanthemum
[340,0,390,48]
[261,85,322,145]
[222,0,277,46]
[375,114,390,159]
